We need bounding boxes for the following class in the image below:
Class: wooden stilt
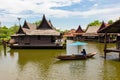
[2,40,7,56]
[104,32,107,59]
[119,52,120,61]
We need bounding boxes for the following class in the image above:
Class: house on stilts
[82,21,116,42]
[82,26,100,41]
[63,29,76,40]
[9,15,64,49]
[98,19,120,59]
[63,25,84,41]
[74,25,85,41]
[97,21,117,43]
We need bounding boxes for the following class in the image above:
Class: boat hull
[56,52,96,60]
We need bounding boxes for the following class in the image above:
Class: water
[0,41,120,80]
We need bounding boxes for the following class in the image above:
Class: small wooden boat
[56,52,96,60]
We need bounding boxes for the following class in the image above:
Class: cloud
[0,0,120,27]
[93,3,98,7]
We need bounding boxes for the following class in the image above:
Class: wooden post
[104,32,107,59]
[2,40,7,56]
[119,52,120,61]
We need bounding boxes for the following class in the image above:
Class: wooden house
[73,25,84,41]
[9,15,63,49]
[97,21,117,43]
[98,19,120,59]
[63,29,76,40]
[82,26,99,41]
[63,25,84,41]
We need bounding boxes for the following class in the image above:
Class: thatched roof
[13,15,60,36]
[30,30,60,36]
[83,26,99,36]
[13,29,60,36]
[82,33,98,36]
[98,20,120,33]
[23,20,36,30]
[85,26,99,33]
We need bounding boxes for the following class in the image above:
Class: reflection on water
[0,41,120,80]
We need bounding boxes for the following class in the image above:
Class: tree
[0,24,19,41]
[33,20,41,26]
[88,20,101,26]
[0,26,10,41]
[108,20,113,24]
[9,24,19,35]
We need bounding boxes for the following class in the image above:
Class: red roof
[75,25,84,33]
[63,29,76,37]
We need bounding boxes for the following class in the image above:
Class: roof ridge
[37,14,54,30]
[75,25,84,33]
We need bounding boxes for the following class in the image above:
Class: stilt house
[98,19,120,59]
[9,15,63,49]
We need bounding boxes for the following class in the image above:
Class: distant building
[63,29,76,40]
[63,25,85,41]
[74,25,85,41]
[82,21,116,42]
[9,15,63,49]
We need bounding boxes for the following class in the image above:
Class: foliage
[108,20,113,24]
[0,25,19,41]
[33,20,41,26]
[88,20,101,26]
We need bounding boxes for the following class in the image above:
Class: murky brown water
[0,41,120,80]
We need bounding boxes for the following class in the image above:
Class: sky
[0,0,120,30]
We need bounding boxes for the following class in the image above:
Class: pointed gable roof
[16,25,25,34]
[97,21,106,32]
[23,20,36,30]
[75,25,84,33]
[48,20,56,30]
[37,14,54,29]
[98,19,120,33]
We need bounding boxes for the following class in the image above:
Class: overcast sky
[0,0,120,30]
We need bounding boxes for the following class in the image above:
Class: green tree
[9,24,19,35]
[33,20,41,26]
[0,24,19,41]
[0,26,10,41]
[108,20,113,24]
[88,20,101,26]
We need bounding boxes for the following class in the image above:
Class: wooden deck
[8,44,65,49]
[104,48,120,60]
[105,48,120,53]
